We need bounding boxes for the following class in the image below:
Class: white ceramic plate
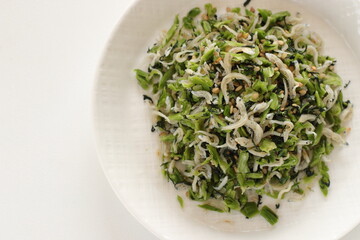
[94,0,360,239]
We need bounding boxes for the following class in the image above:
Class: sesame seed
[235,85,243,92]
[299,89,307,96]
[252,92,259,100]
[212,87,220,94]
[278,40,284,46]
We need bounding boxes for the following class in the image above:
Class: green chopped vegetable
[177,195,184,208]
[269,93,279,110]
[134,4,352,226]
[201,49,215,64]
[160,134,175,142]
[188,7,201,18]
[204,3,217,18]
[231,7,241,14]
[241,202,259,218]
[259,138,277,153]
[319,161,330,196]
[224,197,241,210]
[270,11,290,24]
[182,76,213,90]
[134,69,150,90]
[323,72,343,86]
[165,16,179,44]
[258,9,272,23]
[246,172,264,179]
[183,8,201,29]
[198,204,224,212]
[201,20,212,33]
[159,66,175,89]
[260,206,278,225]
[238,151,250,173]
[262,67,275,79]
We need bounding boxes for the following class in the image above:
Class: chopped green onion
[177,195,184,208]
[260,206,278,225]
[198,204,224,212]
[134,69,150,90]
[204,3,217,18]
[163,15,179,45]
[259,139,277,153]
[241,202,259,218]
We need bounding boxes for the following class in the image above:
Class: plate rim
[92,1,360,239]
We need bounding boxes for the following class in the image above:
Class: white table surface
[0,0,358,239]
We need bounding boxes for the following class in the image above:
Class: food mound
[134,4,352,225]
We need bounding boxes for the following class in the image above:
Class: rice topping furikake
[135,4,352,225]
